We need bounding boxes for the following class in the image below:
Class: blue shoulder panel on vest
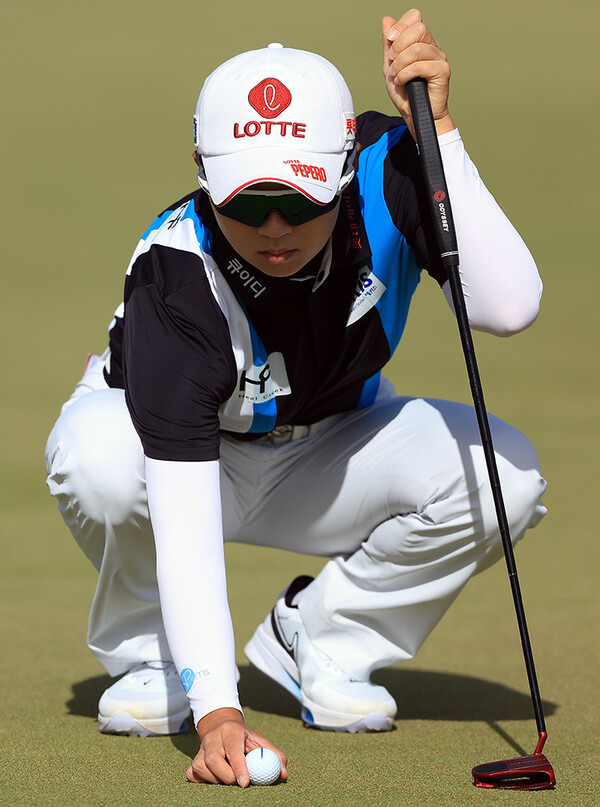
[179,200,214,255]
[140,209,173,242]
[355,125,422,407]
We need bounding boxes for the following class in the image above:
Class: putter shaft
[406,77,554,789]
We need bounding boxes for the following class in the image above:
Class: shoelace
[129,661,177,677]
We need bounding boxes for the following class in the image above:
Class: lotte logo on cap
[248,78,292,119]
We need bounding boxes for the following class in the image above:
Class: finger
[391,56,451,90]
[382,14,397,42]
[227,743,251,788]
[186,740,240,786]
[388,41,447,80]
[387,20,436,64]
[382,16,395,75]
[385,7,423,41]
[383,8,423,42]
[186,757,222,785]
[382,10,422,75]
[202,747,238,786]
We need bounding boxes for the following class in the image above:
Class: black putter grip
[406,78,459,270]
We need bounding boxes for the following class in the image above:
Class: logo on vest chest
[347,268,387,326]
[238,351,291,403]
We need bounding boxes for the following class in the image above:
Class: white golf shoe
[244,576,397,732]
[98,661,191,736]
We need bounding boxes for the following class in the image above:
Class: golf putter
[406,78,555,791]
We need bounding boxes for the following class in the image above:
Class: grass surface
[1,0,599,804]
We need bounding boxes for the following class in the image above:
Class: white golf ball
[245,747,281,786]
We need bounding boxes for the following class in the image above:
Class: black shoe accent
[269,576,314,661]
[270,608,294,659]
[283,575,314,608]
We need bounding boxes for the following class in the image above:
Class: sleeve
[122,247,237,461]
[146,457,242,726]
[438,129,543,335]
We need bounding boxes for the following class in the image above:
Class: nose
[257,209,293,237]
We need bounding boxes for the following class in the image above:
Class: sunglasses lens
[216,192,337,226]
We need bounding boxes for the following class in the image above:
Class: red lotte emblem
[248,78,292,119]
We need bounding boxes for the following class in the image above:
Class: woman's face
[211,188,340,278]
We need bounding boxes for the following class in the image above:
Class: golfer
[45,10,547,787]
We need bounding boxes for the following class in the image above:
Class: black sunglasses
[215,189,339,227]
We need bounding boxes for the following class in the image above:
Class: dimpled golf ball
[245,747,281,786]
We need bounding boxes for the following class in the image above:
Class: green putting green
[1,0,598,804]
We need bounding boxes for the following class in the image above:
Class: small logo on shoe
[271,611,299,661]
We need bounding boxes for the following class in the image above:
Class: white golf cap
[194,43,356,205]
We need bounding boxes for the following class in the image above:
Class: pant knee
[486,419,547,538]
[363,423,546,568]
[46,388,146,526]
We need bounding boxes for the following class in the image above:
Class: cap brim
[203,147,346,205]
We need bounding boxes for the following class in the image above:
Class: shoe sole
[245,622,393,733]
[98,710,190,737]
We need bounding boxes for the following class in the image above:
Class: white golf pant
[45,357,546,680]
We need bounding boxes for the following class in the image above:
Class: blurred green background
[1,0,598,804]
